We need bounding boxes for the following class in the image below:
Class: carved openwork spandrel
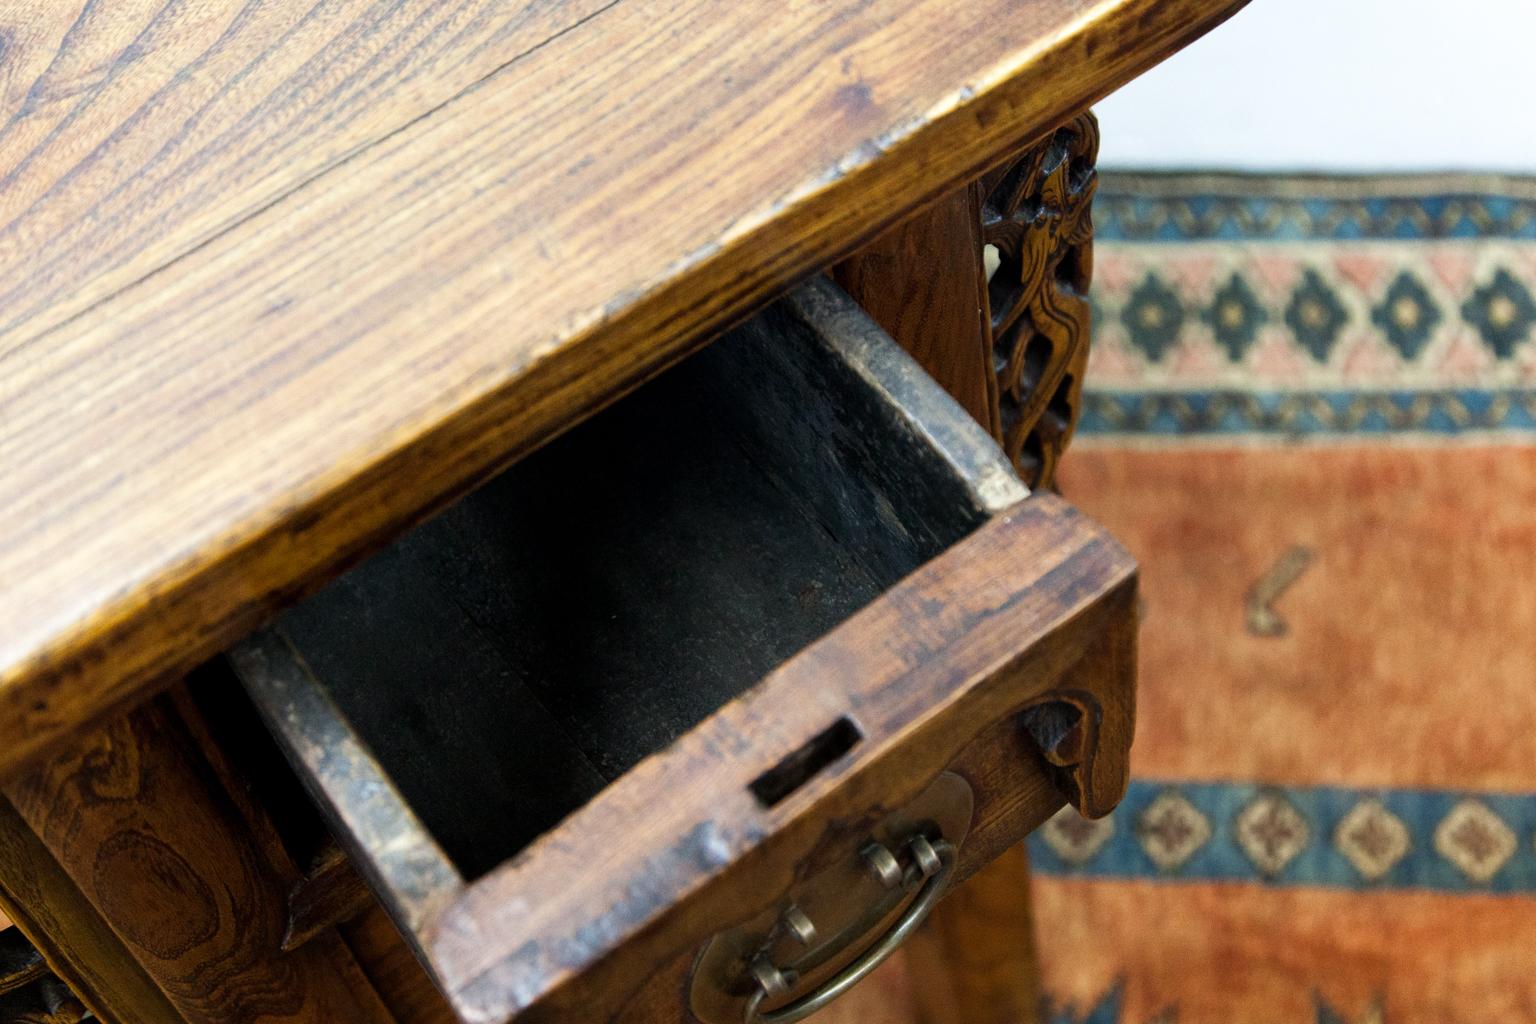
[980,113,1099,489]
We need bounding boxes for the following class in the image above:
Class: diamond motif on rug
[1201,273,1268,361]
[1284,269,1350,362]
[1334,799,1411,881]
[1121,273,1185,362]
[1042,805,1115,866]
[1136,790,1212,871]
[1370,272,1442,360]
[1433,799,1516,883]
[1236,792,1310,876]
[1461,268,1536,359]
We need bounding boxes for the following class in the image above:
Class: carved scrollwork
[980,112,1099,489]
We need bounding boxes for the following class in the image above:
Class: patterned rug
[1030,172,1536,1024]
[818,172,1536,1024]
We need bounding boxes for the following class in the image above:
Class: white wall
[1096,0,1536,173]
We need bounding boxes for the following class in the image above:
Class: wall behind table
[1097,0,1536,173]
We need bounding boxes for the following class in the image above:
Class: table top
[0,0,1246,775]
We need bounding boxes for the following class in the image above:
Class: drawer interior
[258,279,1026,881]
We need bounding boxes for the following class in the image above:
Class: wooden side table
[0,2,1249,1021]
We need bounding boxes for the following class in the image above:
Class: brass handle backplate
[687,772,974,1024]
[742,834,956,1024]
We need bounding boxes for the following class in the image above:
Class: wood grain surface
[904,845,1042,1024]
[340,908,458,1024]
[0,799,182,1024]
[834,185,1001,434]
[2,697,397,1024]
[0,0,1246,777]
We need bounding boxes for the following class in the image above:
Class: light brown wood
[0,798,183,1024]
[2,697,399,1024]
[834,185,1000,433]
[0,0,1248,779]
[906,845,1042,1024]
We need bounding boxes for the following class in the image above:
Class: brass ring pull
[742,836,957,1024]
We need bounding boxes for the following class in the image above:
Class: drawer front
[232,278,1136,1024]
[460,500,1134,1024]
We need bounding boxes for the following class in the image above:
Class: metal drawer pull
[743,835,957,1024]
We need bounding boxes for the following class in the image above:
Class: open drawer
[230,277,1136,1024]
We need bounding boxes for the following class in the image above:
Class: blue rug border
[1095,173,1536,243]
[1029,779,1536,895]
[1079,389,1536,437]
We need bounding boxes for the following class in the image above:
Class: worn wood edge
[230,628,463,946]
[0,0,1245,782]
[425,496,1136,1022]
[787,277,1028,515]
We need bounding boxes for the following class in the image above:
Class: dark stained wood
[0,0,1249,779]
[245,277,1027,883]
[834,186,1001,434]
[0,930,48,998]
[284,840,379,953]
[2,697,399,1024]
[168,679,396,955]
[550,606,1132,1024]
[838,113,1103,494]
[0,798,183,1024]
[339,909,458,1024]
[829,144,1105,1024]
[905,846,1042,1024]
[0,976,89,1024]
[223,280,1137,1022]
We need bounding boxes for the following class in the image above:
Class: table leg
[903,845,1042,1024]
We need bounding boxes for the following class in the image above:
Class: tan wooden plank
[0,0,1247,776]
[0,0,610,344]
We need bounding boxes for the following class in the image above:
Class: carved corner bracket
[1017,577,1136,820]
[979,112,1099,490]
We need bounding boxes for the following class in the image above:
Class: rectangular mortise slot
[749,717,863,808]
